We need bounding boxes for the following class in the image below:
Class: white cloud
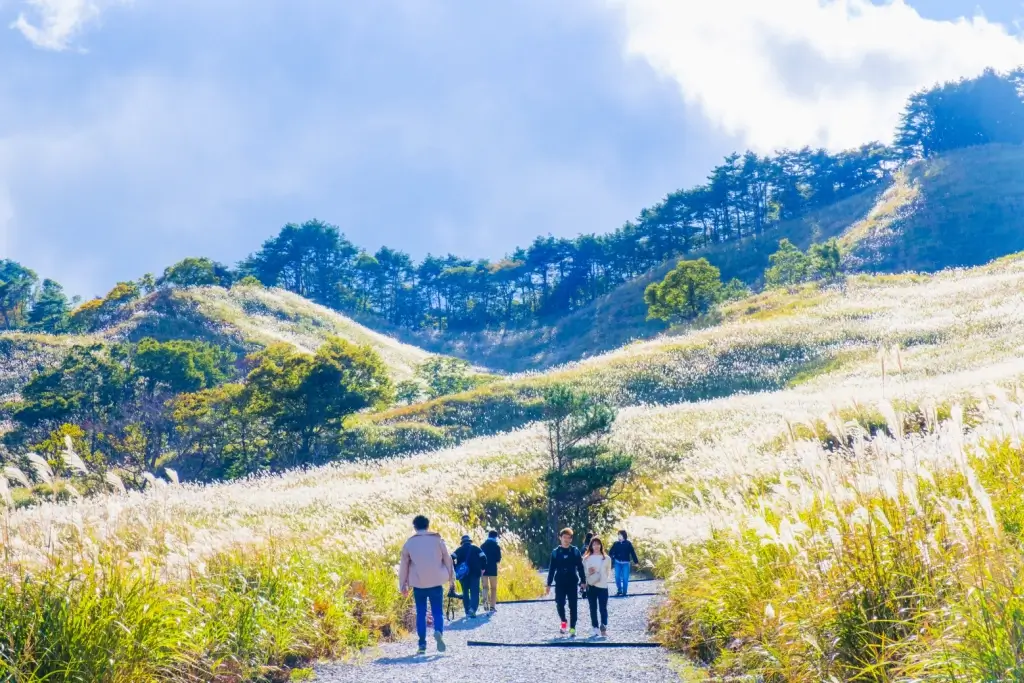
[611,0,1024,152]
[11,0,129,50]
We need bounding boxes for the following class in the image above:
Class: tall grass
[650,394,1024,681]
[0,431,546,681]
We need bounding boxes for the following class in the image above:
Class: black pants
[554,581,579,628]
[587,586,609,628]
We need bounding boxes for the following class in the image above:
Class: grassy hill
[0,283,444,414]
[844,143,1024,272]
[355,251,1024,454]
[0,284,437,403]
[6,249,1024,679]
[407,144,1024,373]
[110,284,435,380]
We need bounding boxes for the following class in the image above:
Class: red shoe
[559,621,567,634]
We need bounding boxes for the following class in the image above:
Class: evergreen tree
[415,357,476,399]
[809,239,843,282]
[644,258,724,322]
[27,279,70,333]
[0,260,38,330]
[764,239,812,289]
[541,385,632,541]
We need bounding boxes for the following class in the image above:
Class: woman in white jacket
[582,536,613,637]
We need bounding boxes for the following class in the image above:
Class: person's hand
[545,585,551,596]
[401,587,410,598]
[449,581,456,592]
[580,582,587,590]
[587,566,596,575]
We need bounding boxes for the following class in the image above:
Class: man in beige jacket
[399,515,455,655]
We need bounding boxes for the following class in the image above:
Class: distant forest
[3,68,1023,336]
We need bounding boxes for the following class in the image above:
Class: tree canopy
[644,258,724,322]
[160,257,233,288]
[0,260,37,330]
[541,385,632,540]
[896,68,1024,159]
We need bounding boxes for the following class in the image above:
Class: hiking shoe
[559,621,567,634]
[434,631,446,653]
[600,626,608,637]
[569,628,577,638]
[416,645,427,655]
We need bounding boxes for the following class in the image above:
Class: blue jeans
[614,561,631,594]
[413,586,444,648]
[460,575,480,615]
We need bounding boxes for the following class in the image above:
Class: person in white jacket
[582,536,613,637]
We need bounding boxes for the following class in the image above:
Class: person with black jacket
[452,535,486,617]
[545,527,587,637]
[609,529,640,596]
[480,530,502,613]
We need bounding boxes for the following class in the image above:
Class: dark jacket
[609,539,639,564]
[546,544,586,587]
[481,537,502,576]
[452,542,486,580]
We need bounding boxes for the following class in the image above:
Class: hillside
[404,144,1024,372]
[357,252,1024,454]
[111,284,434,381]
[405,181,891,371]
[6,250,1024,679]
[0,284,436,405]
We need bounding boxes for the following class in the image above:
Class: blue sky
[1,0,1022,297]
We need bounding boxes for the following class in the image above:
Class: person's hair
[559,527,574,538]
[488,530,499,539]
[584,536,605,558]
[618,529,628,540]
[412,515,429,531]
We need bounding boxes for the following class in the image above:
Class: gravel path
[315,581,680,683]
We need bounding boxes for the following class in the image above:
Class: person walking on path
[452,534,486,618]
[399,515,455,655]
[609,529,640,596]
[578,531,594,598]
[480,530,502,613]
[545,527,587,637]
[583,536,613,637]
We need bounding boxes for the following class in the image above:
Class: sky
[1,0,1023,298]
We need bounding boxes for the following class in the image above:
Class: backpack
[454,547,471,581]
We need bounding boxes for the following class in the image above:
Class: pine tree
[27,279,68,333]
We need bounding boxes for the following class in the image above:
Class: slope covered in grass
[406,143,1024,373]
[408,183,890,372]
[112,284,436,381]
[0,332,101,402]
[845,144,1024,272]
[358,253,1024,454]
[6,249,1024,678]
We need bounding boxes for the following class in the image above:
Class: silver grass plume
[61,436,89,476]
[3,466,30,489]
[25,453,53,485]
[105,471,127,495]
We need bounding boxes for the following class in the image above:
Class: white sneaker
[591,627,600,638]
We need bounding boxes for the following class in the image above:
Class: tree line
[3,69,1020,338]
[2,336,393,484]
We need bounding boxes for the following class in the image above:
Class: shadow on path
[373,654,444,665]
[446,614,492,632]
